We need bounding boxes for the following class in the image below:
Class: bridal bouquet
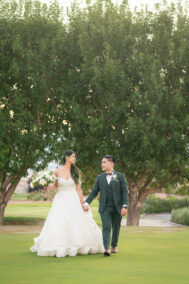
[30,168,57,189]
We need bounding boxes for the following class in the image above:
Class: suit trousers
[100,204,122,249]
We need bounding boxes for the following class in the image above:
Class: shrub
[141,196,189,213]
[27,189,57,201]
[171,207,189,226]
[170,198,189,209]
[141,196,172,213]
[4,216,44,225]
[27,191,47,201]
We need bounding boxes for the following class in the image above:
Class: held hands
[82,203,127,215]
[82,204,89,212]
[121,208,127,216]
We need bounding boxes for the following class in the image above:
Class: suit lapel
[110,171,118,192]
[102,172,109,188]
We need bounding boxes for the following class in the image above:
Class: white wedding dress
[30,176,104,257]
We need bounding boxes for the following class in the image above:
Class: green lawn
[5,202,53,218]
[1,200,189,283]
[0,226,189,284]
[5,200,102,225]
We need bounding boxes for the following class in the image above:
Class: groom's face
[101,158,114,172]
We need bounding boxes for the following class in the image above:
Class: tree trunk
[126,177,162,226]
[0,202,6,226]
[127,206,141,226]
[0,176,22,226]
[126,189,141,226]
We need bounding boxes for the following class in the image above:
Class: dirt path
[0,223,44,234]
[0,222,185,235]
[121,213,185,227]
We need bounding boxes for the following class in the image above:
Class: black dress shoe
[104,251,111,256]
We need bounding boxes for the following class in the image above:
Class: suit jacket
[85,170,128,214]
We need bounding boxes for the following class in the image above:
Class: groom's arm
[84,176,100,207]
[120,174,128,208]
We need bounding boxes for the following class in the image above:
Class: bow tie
[105,172,113,176]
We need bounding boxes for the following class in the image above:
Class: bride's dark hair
[62,150,80,184]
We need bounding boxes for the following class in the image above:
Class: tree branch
[139,177,153,192]
[136,174,146,188]
[137,187,162,207]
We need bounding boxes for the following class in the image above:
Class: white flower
[40,178,46,186]
[32,178,37,184]
[30,182,34,188]
[112,174,119,182]
[30,169,57,187]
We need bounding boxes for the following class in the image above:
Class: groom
[82,155,128,256]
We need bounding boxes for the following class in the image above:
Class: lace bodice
[56,176,81,192]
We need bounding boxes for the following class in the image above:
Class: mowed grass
[1,200,189,284]
[4,199,102,225]
[0,226,189,284]
[5,202,54,218]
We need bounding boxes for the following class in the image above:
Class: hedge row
[171,208,189,226]
[141,196,189,213]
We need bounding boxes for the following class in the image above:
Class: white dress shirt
[106,171,114,184]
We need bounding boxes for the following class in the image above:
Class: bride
[30,150,104,257]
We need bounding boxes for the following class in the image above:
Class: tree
[58,0,189,225]
[0,0,188,227]
[0,0,68,225]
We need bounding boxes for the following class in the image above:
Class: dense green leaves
[0,0,188,225]
[61,0,189,192]
[0,0,68,178]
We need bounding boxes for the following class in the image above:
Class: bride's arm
[47,180,58,190]
[47,170,58,190]
[76,183,85,205]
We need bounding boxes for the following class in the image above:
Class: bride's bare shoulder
[53,166,63,176]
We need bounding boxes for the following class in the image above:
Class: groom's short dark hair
[103,155,115,163]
